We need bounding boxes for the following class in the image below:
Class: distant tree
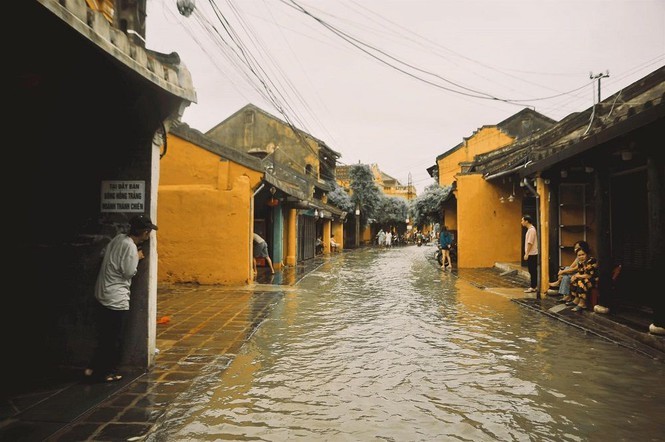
[349,164,382,228]
[327,182,354,213]
[376,195,408,228]
[410,183,453,228]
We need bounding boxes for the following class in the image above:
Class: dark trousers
[527,255,538,289]
[90,303,127,375]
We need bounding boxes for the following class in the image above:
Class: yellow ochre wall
[437,127,513,186]
[158,134,263,285]
[332,222,344,251]
[456,174,523,268]
[440,127,518,269]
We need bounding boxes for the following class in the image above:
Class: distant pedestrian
[253,233,275,275]
[385,230,393,247]
[521,214,538,293]
[439,226,453,269]
[376,229,386,247]
[85,215,157,383]
[330,234,339,252]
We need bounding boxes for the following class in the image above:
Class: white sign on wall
[101,180,145,213]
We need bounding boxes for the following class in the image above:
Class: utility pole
[407,172,412,201]
[590,71,610,103]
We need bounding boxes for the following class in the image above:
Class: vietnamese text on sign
[101,180,145,213]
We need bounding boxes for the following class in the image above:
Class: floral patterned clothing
[570,257,599,305]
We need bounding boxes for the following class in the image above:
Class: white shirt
[525,225,538,256]
[95,234,139,311]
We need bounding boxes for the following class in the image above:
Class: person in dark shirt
[439,226,453,270]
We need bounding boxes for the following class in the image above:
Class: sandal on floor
[104,373,123,382]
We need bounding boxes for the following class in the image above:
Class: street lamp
[355,203,360,248]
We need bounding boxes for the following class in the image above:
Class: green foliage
[349,164,382,226]
[327,182,354,213]
[375,195,408,227]
[410,183,453,227]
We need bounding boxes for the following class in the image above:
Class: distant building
[336,163,417,200]
[205,104,347,262]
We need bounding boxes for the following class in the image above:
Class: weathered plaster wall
[158,134,262,284]
[333,221,344,250]
[207,108,321,179]
[456,174,522,268]
[438,127,513,186]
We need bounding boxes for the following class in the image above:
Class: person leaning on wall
[85,215,157,383]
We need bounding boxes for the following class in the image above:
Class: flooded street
[147,246,665,441]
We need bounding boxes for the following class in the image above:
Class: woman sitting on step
[561,242,598,312]
[551,240,587,296]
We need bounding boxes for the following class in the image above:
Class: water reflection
[148,246,665,441]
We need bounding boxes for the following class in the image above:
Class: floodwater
[147,246,665,441]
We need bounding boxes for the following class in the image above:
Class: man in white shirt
[521,214,539,293]
[85,215,157,383]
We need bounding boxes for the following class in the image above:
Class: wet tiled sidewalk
[1,284,289,442]
[0,257,326,442]
[1,252,662,441]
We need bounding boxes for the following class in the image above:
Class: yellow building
[159,123,265,285]
[466,67,664,315]
[206,104,347,263]
[161,105,346,276]
[337,163,417,200]
[429,108,556,268]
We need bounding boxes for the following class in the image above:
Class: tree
[410,183,453,228]
[376,195,408,228]
[327,182,354,213]
[349,164,382,228]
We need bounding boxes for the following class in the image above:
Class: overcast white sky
[146,0,664,194]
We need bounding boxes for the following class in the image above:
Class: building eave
[37,0,196,103]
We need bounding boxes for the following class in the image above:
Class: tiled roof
[474,65,665,179]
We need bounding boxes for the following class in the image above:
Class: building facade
[159,123,265,285]
[469,66,664,324]
[10,0,196,383]
[205,104,346,265]
[429,108,556,267]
